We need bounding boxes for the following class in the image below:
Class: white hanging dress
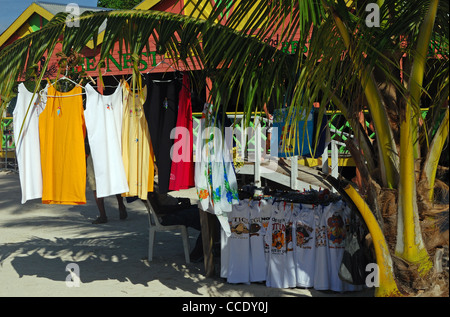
[194,103,239,237]
[13,83,46,204]
[84,83,129,198]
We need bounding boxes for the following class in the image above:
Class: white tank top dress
[84,83,129,198]
[13,83,46,203]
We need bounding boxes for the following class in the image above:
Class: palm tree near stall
[186,0,449,297]
[0,0,448,296]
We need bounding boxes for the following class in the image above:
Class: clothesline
[238,184,342,205]
[13,71,196,205]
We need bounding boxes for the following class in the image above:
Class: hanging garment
[121,81,155,199]
[258,199,275,275]
[285,203,297,288]
[264,201,290,288]
[169,73,195,191]
[220,225,231,279]
[194,103,239,236]
[144,76,180,194]
[195,105,213,213]
[13,83,46,204]
[324,202,347,292]
[313,204,329,290]
[340,202,365,292]
[249,200,267,283]
[84,83,129,198]
[39,84,86,205]
[226,201,251,284]
[293,204,322,288]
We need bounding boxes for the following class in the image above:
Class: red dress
[169,73,195,190]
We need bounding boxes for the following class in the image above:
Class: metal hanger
[92,72,122,91]
[146,56,180,82]
[41,65,86,98]
[42,75,86,98]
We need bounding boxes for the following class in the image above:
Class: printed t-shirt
[286,204,297,288]
[264,201,290,288]
[314,205,329,290]
[258,199,275,271]
[226,201,251,284]
[249,201,267,282]
[294,204,322,288]
[327,201,350,292]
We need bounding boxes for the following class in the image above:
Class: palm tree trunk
[395,0,439,275]
[422,108,449,202]
[409,0,440,159]
[396,100,432,275]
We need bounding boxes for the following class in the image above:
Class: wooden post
[199,209,215,277]
[321,144,329,174]
[331,140,339,193]
[254,117,261,187]
[291,155,298,190]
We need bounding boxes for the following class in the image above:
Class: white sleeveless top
[84,83,129,198]
[13,83,46,204]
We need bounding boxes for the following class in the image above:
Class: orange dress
[39,85,86,205]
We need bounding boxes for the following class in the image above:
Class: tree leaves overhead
[0,12,67,102]
[63,11,106,55]
[0,0,448,119]
[0,3,298,110]
[97,0,141,9]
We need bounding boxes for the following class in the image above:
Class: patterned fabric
[195,103,239,235]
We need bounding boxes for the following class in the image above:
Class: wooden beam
[199,209,215,277]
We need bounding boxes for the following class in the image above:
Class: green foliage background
[97,0,141,9]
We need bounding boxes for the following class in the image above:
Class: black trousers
[144,78,180,194]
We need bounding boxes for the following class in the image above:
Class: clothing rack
[221,196,368,290]
[238,184,341,206]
